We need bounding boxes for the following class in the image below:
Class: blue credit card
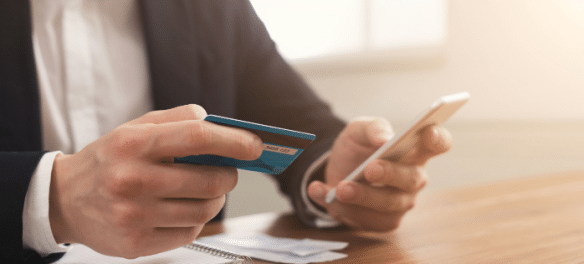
[175,115,316,174]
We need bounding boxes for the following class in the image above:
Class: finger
[400,125,452,165]
[151,226,203,248]
[128,104,208,125]
[105,160,238,200]
[336,181,417,213]
[346,117,394,148]
[145,163,238,199]
[423,125,452,156]
[307,180,332,206]
[363,159,428,192]
[151,196,226,227]
[143,120,263,161]
[117,226,204,258]
[308,181,406,231]
[311,180,416,213]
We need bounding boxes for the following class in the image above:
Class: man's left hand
[307,117,452,231]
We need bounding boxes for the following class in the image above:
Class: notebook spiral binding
[183,242,254,263]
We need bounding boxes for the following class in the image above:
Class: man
[0,1,452,263]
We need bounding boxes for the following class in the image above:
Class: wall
[225,0,584,218]
[296,0,584,122]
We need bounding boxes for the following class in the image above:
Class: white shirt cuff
[300,151,341,228]
[22,151,68,256]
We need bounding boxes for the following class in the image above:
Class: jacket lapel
[138,1,236,117]
[0,1,235,152]
[139,1,204,111]
[0,0,42,151]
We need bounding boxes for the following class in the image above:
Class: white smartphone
[325,92,470,204]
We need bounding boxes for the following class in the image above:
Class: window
[250,0,448,64]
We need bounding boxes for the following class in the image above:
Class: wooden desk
[201,172,584,263]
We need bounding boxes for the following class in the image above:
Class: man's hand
[307,117,452,232]
[48,105,263,258]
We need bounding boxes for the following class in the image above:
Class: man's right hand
[48,105,263,258]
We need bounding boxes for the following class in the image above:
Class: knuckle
[190,208,209,225]
[393,165,427,192]
[213,167,238,193]
[416,175,429,190]
[202,174,226,197]
[182,227,202,245]
[107,166,144,197]
[410,168,428,191]
[193,198,225,224]
[189,122,213,150]
[403,196,416,211]
[109,127,149,157]
[192,209,212,225]
[236,131,260,159]
[112,203,146,229]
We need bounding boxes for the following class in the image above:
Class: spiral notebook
[55,241,252,264]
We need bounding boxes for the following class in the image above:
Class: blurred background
[226,0,584,218]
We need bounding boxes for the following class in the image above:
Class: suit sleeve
[0,151,46,262]
[232,1,347,226]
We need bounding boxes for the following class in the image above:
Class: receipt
[196,233,349,263]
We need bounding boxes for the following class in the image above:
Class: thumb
[347,117,394,148]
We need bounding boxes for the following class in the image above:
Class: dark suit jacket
[0,1,346,263]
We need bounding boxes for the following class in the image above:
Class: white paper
[196,233,348,263]
[54,233,348,264]
[55,243,244,264]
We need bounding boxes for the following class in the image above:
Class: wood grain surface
[202,172,584,263]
